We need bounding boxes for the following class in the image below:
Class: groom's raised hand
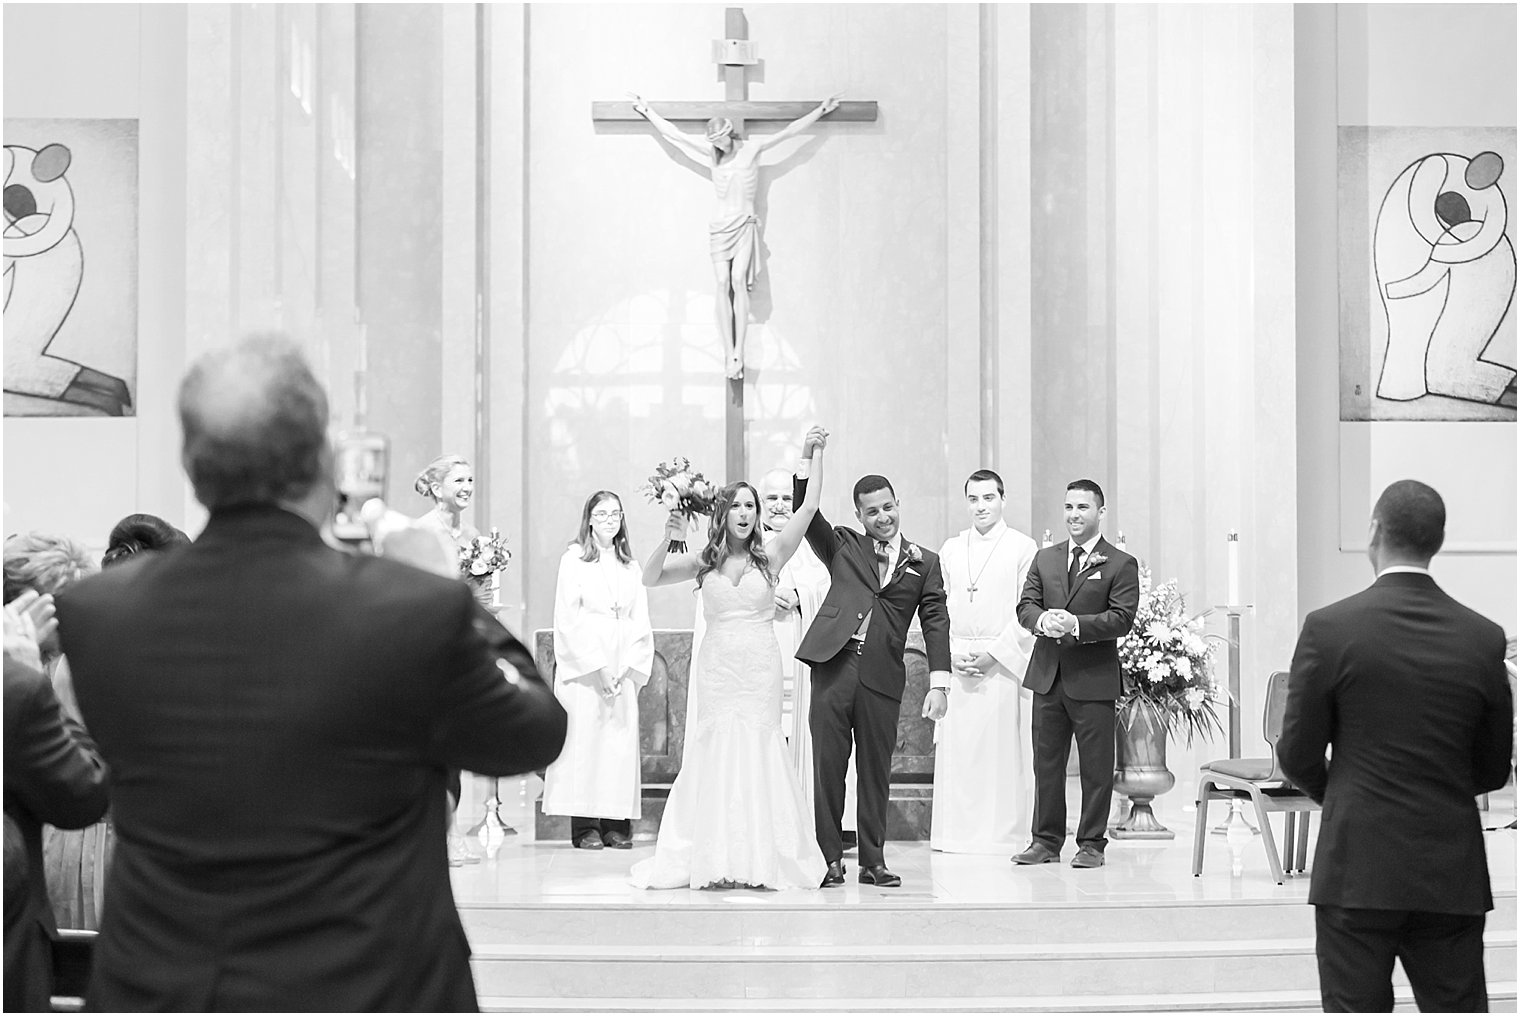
[802,425,829,457]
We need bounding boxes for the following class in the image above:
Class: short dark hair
[852,474,896,507]
[1066,479,1105,508]
[178,334,330,510]
[103,513,191,568]
[1372,480,1445,559]
[965,469,1005,497]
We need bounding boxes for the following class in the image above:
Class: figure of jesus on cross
[628,93,840,380]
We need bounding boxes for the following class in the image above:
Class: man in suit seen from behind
[1279,479,1513,1013]
[56,334,567,1011]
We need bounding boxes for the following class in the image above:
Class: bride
[631,427,829,891]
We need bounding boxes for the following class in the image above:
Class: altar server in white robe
[757,469,856,838]
[543,491,654,850]
[930,469,1039,854]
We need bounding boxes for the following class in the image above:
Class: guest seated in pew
[54,333,567,1011]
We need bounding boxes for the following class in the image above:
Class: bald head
[759,468,795,532]
[178,333,330,510]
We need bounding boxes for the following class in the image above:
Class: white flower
[660,483,680,509]
[1145,620,1172,644]
[469,558,490,576]
[1185,687,1206,709]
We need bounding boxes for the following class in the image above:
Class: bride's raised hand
[663,509,688,543]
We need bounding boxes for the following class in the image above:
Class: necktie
[876,540,891,586]
[1068,545,1085,587]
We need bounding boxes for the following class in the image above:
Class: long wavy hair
[574,491,634,565]
[694,481,772,589]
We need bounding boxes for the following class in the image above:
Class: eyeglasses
[591,510,624,522]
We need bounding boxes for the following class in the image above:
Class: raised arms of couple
[642,426,828,588]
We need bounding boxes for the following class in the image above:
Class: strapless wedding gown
[631,565,825,890]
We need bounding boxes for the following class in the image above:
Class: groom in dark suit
[1278,480,1512,1012]
[794,428,951,888]
[1013,479,1139,869]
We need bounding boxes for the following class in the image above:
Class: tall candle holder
[467,569,516,852]
[1210,600,1260,838]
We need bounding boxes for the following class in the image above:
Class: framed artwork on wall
[4,117,139,418]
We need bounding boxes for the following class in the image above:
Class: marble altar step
[460,892,1514,947]
[481,981,1520,1012]
[468,931,1517,1001]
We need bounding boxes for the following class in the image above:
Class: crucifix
[593,6,877,484]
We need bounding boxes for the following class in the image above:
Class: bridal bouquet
[459,527,512,580]
[1117,566,1226,746]
[640,456,716,553]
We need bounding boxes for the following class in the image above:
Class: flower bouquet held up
[640,457,717,553]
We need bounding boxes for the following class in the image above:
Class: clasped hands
[596,667,636,702]
[1038,609,1078,638]
[802,425,829,456]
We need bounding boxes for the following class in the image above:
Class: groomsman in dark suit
[1279,480,1513,1013]
[1013,480,1139,869]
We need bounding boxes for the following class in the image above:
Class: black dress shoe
[819,861,846,887]
[1071,846,1105,868]
[858,864,901,887]
[602,830,633,850]
[1011,843,1060,865]
[573,830,604,850]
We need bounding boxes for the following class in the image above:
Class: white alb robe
[543,547,654,819]
[931,521,1039,854]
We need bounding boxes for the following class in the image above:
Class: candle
[1227,530,1240,606]
[1041,529,1053,548]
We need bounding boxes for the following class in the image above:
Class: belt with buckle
[845,637,866,656]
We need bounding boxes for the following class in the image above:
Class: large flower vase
[1110,698,1177,840]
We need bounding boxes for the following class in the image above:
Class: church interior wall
[1295,3,1518,635]
[3,3,1511,735]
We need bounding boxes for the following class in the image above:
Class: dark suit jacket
[1015,537,1140,700]
[4,655,111,1013]
[791,476,951,701]
[1278,571,1513,915]
[57,504,568,1012]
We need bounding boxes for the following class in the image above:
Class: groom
[794,427,951,887]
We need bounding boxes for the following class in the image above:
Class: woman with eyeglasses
[542,491,654,849]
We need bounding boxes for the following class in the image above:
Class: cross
[593,7,878,484]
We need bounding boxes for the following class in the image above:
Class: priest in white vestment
[543,492,655,849]
[930,469,1039,854]
[758,469,856,838]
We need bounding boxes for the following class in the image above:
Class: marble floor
[450,777,1518,911]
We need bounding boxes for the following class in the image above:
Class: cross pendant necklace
[600,554,625,620]
[965,529,1006,602]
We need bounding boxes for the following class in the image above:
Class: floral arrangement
[640,456,717,552]
[1116,566,1227,746]
[459,527,512,580]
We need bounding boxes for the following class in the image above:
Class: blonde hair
[4,532,97,603]
[414,454,471,500]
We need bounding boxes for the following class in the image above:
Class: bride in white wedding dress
[631,428,829,891]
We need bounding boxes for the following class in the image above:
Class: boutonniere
[904,543,924,565]
[1086,552,1108,569]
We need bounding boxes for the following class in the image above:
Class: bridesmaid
[542,491,654,850]
[413,453,492,610]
